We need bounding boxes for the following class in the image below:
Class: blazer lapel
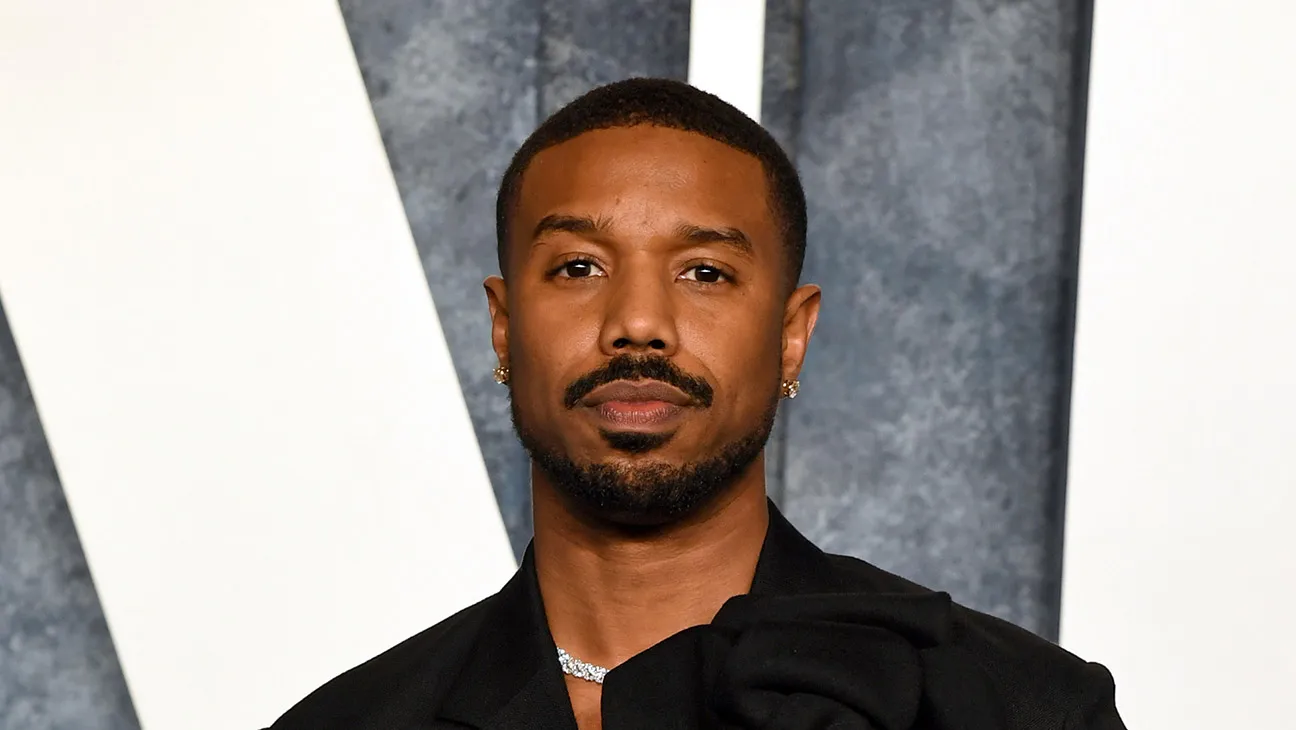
[437,546,578,730]
[750,500,886,596]
[436,500,862,729]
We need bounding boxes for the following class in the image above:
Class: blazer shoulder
[824,553,1123,728]
[268,595,493,730]
[947,604,1122,729]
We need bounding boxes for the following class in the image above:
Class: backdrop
[0,1,1159,728]
[335,0,1088,634]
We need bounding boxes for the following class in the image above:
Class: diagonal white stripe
[0,2,515,728]
[688,0,767,123]
[1060,1,1296,727]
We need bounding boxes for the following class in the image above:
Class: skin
[483,125,820,730]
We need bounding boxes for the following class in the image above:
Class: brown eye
[680,265,728,284]
[555,259,606,278]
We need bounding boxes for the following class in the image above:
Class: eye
[679,264,730,284]
[550,258,606,279]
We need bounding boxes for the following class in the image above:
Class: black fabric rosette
[601,592,1007,729]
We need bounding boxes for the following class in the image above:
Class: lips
[580,381,693,407]
[579,380,693,431]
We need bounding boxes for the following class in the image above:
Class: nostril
[612,337,632,349]
[649,339,667,350]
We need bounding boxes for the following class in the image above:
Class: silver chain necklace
[556,647,610,684]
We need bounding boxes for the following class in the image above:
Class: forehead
[512,126,776,245]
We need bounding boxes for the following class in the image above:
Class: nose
[598,265,679,357]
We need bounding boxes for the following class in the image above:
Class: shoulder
[945,601,1121,728]
[267,596,492,730]
[825,553,1123,729]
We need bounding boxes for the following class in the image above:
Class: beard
[510,357,781,525]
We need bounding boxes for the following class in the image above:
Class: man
[269,78,1124,729]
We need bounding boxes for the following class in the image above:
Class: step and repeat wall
[1,1,1291,728]
[337,0,1088,640]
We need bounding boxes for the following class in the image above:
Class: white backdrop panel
[0,2,515,728]
[688,0,766,122]
[1061,1,1296,728]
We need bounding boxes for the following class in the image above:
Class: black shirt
[269,503,1125,729]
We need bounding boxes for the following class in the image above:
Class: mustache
[563,355,714,409]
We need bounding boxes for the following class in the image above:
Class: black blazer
[269,504,1124,729]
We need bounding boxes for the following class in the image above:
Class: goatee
[510,356,780,525]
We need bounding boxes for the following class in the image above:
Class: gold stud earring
[493,364,510,385]
[781,379,800,399]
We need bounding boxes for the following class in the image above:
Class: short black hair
[495,77,806,288]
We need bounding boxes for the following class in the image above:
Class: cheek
[679,303,784,393]
[510,298,601,393]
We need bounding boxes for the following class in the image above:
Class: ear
[483,275,510,368]
[781,283,821,382]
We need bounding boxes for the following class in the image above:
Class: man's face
[485,125,818,524]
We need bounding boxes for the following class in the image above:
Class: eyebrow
[531,214,608,241]
[673,223,754,257]
[530,214,754,257]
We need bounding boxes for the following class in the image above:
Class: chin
[563,482,721,530]
[515,400,776,529]
[534,446,758,530]
[597,427,676,455]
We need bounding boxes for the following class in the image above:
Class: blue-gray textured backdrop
[0,2,1089,727]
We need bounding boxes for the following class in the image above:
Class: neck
[531,459,770,670]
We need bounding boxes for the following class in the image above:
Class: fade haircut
[494,77,807,288]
